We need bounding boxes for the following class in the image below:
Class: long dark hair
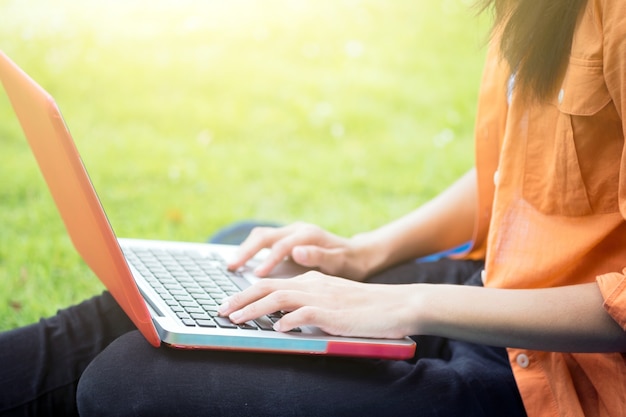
[478,0,588,100]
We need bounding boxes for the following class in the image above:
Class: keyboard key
[254,316,275,331]
[181,318,196,327]
[214,317,237,329]
[190,313,212,321]
[201,306,219,315]
[238,321,258,330]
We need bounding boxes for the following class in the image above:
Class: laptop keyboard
[123,247,293,332]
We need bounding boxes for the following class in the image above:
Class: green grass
[0,0,490,330]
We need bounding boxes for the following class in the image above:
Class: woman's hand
[218,271,418,339]
[227,222,376,281]
[219,275,626,352]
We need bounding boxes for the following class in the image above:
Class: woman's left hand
[218,272,418,339]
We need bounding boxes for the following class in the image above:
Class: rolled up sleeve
[597,269,626,331]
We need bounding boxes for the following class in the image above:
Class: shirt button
[558,89,565,104]
[516,353,530,368]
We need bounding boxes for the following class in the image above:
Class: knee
[75,361,110,417]
[76,331,151,417]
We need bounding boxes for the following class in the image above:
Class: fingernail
[293,247,307,262]
[229,310,243,322]
[218,300,230,314]
[273,321,282,332]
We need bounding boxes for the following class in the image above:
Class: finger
[291,245,345,273]
[274,306,356,336]
[272,306,325,333]
[217,278,280,316]
[227,226,290,271]
[219,273,320,320]
[218,276,307,316]
[252,233,307,277]
[252,226,331,277]
[227,289,312,325]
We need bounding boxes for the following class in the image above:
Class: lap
[77,259,526,417]
[78,331,524,417]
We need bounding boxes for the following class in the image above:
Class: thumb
[291,245,337,270]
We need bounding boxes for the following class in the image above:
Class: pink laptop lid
[0,51,160,347]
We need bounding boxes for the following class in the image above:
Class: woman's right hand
[226,222,374,281]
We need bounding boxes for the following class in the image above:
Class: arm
[220,273,626,353]
[354,168,477,275]
[416,282,626,352]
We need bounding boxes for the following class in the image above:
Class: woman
[1,0,625,415]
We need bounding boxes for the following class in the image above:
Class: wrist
[380,283,435,338]
[348,231,392,279]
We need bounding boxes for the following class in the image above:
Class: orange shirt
[471,0,626,415]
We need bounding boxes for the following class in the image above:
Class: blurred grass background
[0,0,489,330]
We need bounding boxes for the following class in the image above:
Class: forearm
[355,169,477,274]
[412,282,626,353]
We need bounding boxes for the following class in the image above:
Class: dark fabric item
[0,292,135,417]
[0,258,527,417]
[77,331,525,417]
[76,259,526,417]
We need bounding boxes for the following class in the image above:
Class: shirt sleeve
[600,0,626,218]
[597,270,626,331]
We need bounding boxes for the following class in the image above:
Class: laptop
[0,50,416,360]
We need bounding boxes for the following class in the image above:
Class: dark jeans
[0,259,527,417]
